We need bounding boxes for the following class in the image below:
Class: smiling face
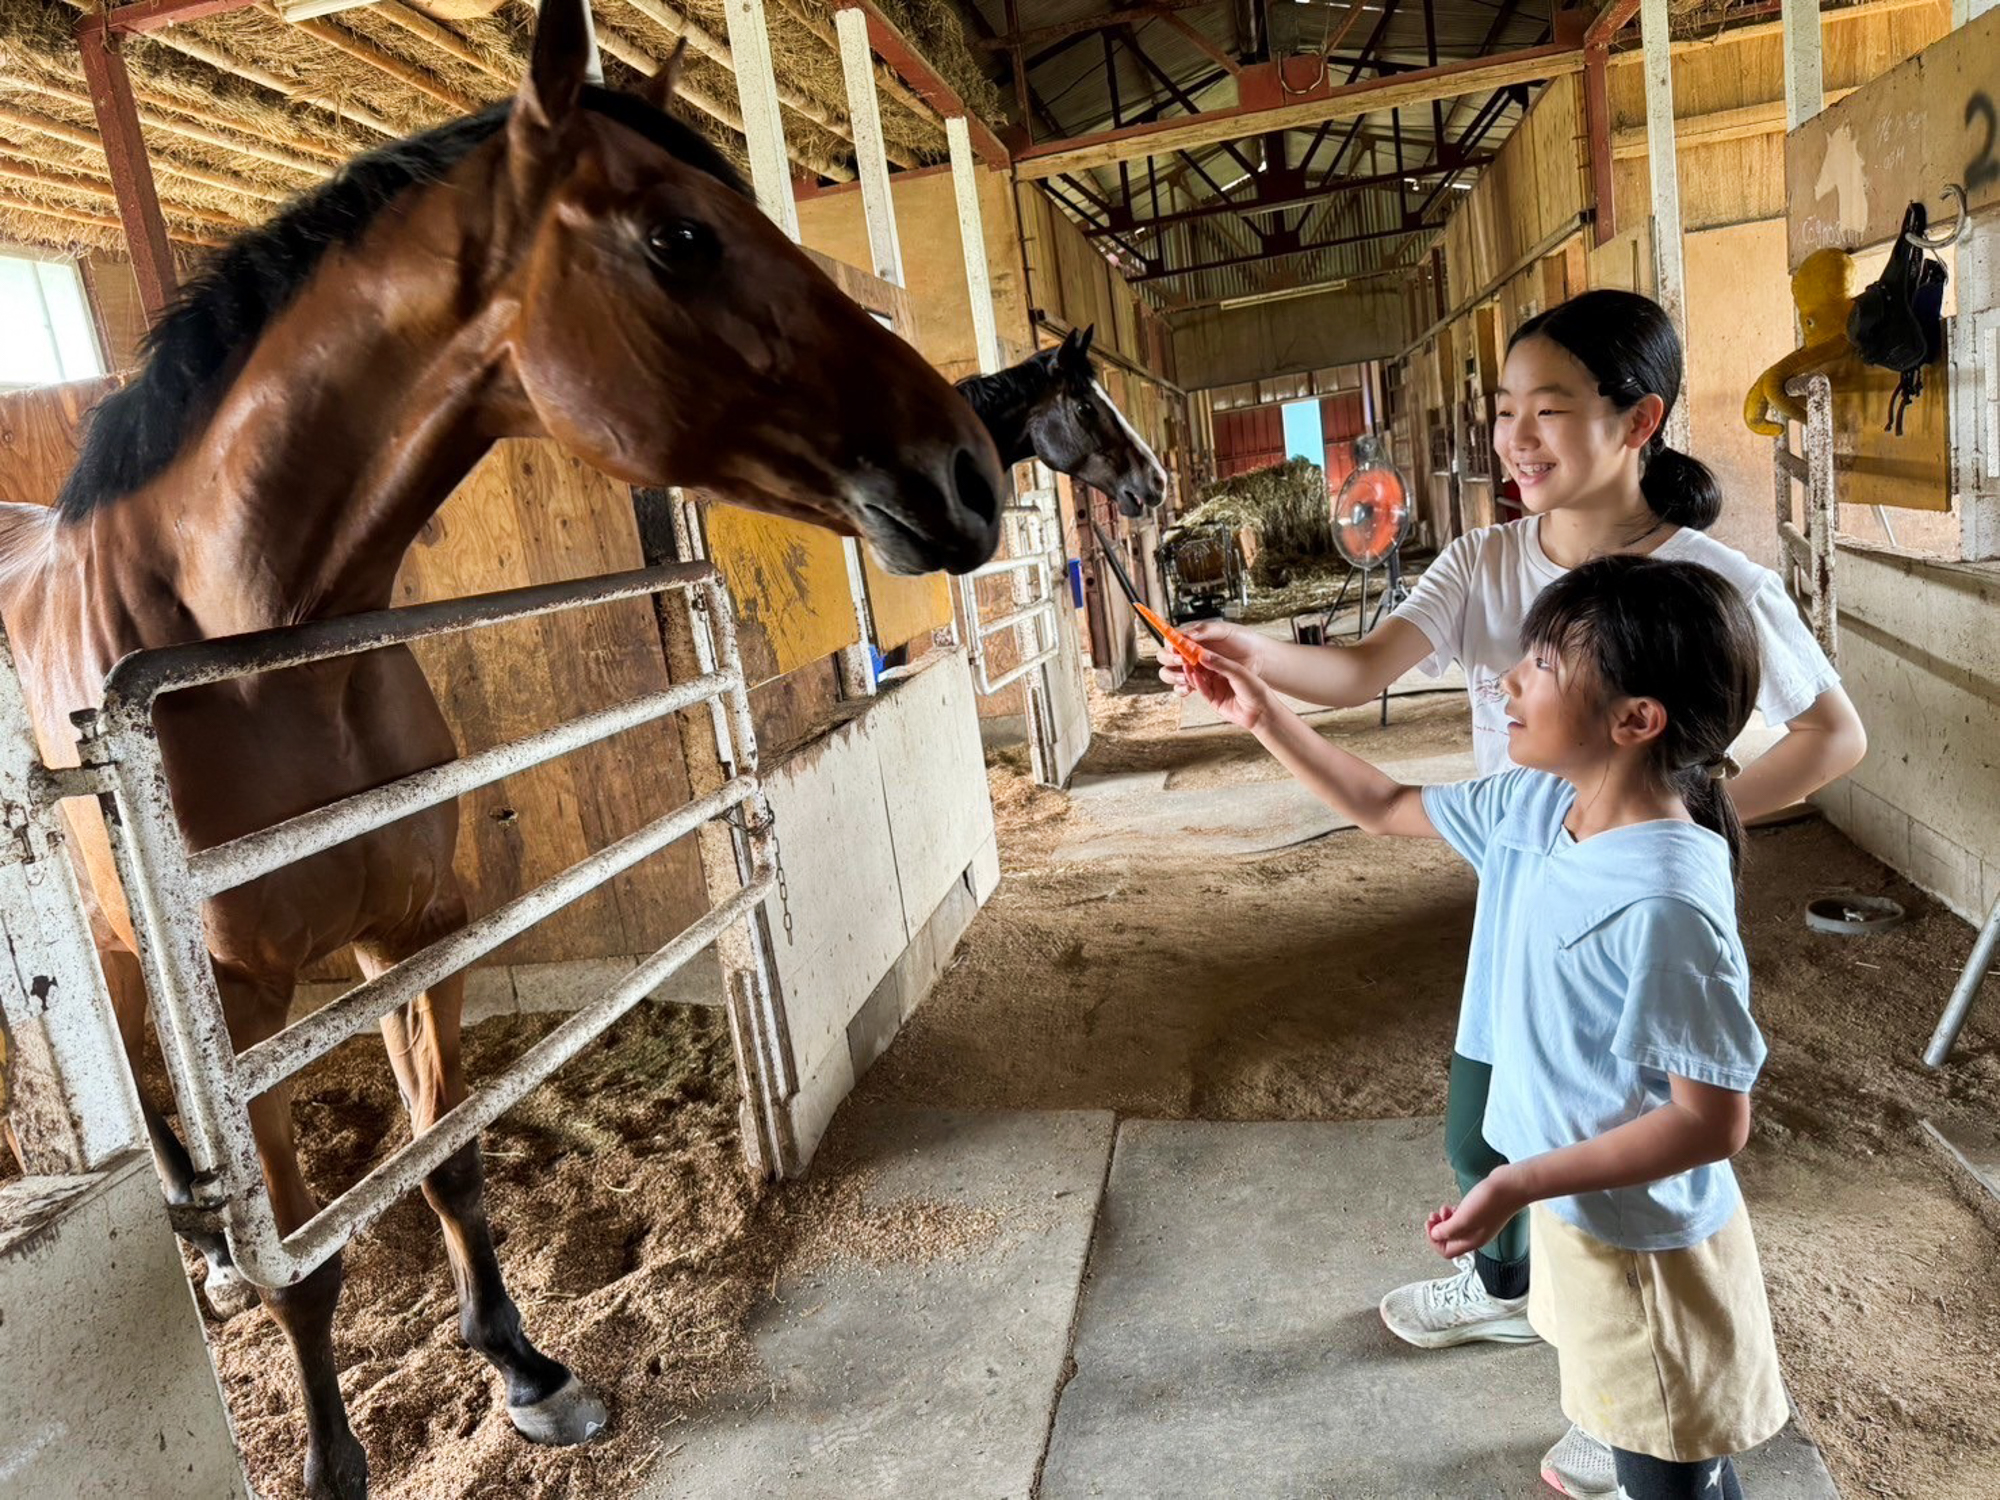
[1492,335,1662,517]
[1497,644,1614,777]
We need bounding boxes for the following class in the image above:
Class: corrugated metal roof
[967,0,1549,308]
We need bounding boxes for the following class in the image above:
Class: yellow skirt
[1527,1203,1789,1462]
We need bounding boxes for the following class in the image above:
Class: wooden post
[1640,0,1689,447]
[1583,43,1615,247]
[75,21,175,322]
[836,6,904,286]
[721,0,800,238]
[949,116,1003,376]
[1781,0,1823,130]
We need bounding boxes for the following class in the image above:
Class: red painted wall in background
[1213,393,1368,493]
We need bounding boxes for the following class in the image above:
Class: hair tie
[1706,753,1742,783]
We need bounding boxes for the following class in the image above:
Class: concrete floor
[655,1110,1839,1500]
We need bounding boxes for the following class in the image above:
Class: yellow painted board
[862,554,953,653]
[703,502,859,686]
[1786,7,2000,269]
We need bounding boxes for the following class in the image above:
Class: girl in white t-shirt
[1160,289,1865,1498]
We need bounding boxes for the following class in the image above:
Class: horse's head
[499,1,1003,574]
[1025,327,1168,519]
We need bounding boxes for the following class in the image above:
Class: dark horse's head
[958,327,1168,517]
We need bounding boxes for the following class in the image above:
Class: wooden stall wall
[797,165,1036,382]
[1168,284,1403,391]
[1608,0,1952,235]
[0,379,710,967]
[1438,74,1587,318]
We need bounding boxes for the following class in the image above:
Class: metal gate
[960,475,1092,786]
[1773,373,1839,661]
[38,561,788,1290]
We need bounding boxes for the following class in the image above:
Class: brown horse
[0,4,1001,1496]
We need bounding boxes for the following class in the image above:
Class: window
[0,250,106,391]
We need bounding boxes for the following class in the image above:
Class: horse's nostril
[953,447,999,527]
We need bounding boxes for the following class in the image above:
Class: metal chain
[726,800,794,944]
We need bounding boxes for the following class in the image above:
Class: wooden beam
[1609,91,1856,156]
[836,5,903,284]
[1083,155,1491,237]
[271,6,480,113]
[75,20,176,320]
[1640,0,1685,439]
[1014,42,1582,180]
[1133,220,1440,281]
[722,0,800,235]
[94,0,262,34]
[1780,0,1823,130]
[0,100,292,202]
[0,190,225,247]
[1583,41,1614,245]
[0,159,251,230]
[949,116,1003,371]
[835,0,1009,167]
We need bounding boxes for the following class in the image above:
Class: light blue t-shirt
[1422,768,1766,1252]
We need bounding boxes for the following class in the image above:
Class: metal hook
[1904,184,1969,250]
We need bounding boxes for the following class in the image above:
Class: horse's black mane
[953,346,1075,424]
[56,87,747,521]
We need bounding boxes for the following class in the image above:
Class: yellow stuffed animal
[1743,248,1858,436]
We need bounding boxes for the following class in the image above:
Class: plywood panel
[703,502,859,686]
[1829,356,1951,511]
[1787,7,2000,267]
[394,442,710,964]
[0,376,123,505]
[862,555,952,652]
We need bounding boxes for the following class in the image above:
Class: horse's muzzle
[854,444,1003,576]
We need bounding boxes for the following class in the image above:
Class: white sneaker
[1540,1422,1618,1498]
[1377,1253,1540,1348]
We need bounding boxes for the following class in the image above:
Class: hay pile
[0,0,998,257]
[1181,457,1336,587]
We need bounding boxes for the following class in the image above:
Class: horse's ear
[1074,324,1096,361]
[637,39,688,113]
[514,0,591,134]
[1060,325,1096,372]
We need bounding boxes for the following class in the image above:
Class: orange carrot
[1134,601,1207,670]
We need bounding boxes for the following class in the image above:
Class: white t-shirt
[1392,518,1842,776]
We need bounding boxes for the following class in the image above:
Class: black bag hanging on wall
[1846,200,1948,435]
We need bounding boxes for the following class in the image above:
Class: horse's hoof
[203,1263,261,1321]
[303,1431,368,1500]
[508,1374,609,1446]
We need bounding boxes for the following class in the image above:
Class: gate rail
[961,485,1061,696]
[1773,373,1839,661]
[54,561,782,1289]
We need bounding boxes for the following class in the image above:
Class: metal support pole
[721,0,800,238]
[1781,0,1823,130]
[1640,0,1688,448]
[836,5,904,286]
[75,20,175,322]
[1927,894,2000,1067]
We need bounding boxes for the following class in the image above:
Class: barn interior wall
[1168,285,1403,392]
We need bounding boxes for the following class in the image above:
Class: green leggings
[1445,1051,1530,1266]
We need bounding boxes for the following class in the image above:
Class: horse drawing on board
[0,5,1003,1496]
[955,325,1169,516]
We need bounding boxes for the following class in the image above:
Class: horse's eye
[1073,400,1094,423]
[644,218,720,278]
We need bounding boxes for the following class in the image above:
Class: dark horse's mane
[57,87,747,522]
[953,347,1072,423]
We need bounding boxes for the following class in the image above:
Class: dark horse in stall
[0,5,1002,1496]
[955,324,1168,516]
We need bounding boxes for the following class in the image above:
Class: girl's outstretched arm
[1425,1075,1751,1258]
[1188,655,1438,839]
[1158,616,1435,709]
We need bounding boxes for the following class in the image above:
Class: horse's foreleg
[357,934,607,1447]
[225,974,368,1500]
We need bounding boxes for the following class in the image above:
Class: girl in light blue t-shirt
[1189,555,1788,1500]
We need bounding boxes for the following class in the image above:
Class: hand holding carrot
[1185,649,1274,732]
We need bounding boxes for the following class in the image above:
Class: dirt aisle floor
[857,680,2000,1500]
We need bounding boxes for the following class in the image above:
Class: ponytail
[1670,757,1747,875]
[1640,439,1723,530]
[1512,291,1719,532]
[1522,556,1761,879]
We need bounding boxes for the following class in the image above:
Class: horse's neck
[109,162,517,637]
[957,373,1039,468]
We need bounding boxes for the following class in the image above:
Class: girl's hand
[1158,619,1259,695]
[1425,1173,1528,1260]
[1185,652,1272,731]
